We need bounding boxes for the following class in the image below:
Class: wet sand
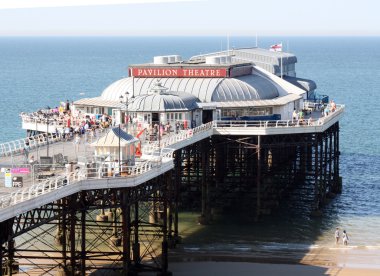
[161,212,380,275]
[160,261,380,276]
[164,245,380,276]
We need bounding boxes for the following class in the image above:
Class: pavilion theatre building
[73,47,318,133]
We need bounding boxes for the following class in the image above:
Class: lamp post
[118,124,121,176]
[46,118,49,157]
[118,91,129,175]
[119,91,130,133]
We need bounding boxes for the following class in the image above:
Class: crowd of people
[145,120,190,141]
[292,99,337,123]
[20,100,113,142]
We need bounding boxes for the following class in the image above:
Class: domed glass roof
[128,81,199,112]
[100,74,279,104]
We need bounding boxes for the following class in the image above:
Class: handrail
[214,105,344,129]
[143,121,214,154]
[0,132,64,157]
[0,148,175,210]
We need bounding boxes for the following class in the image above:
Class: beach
[160,262,380,276]
[161,212,380,276]
[162,245,380,276]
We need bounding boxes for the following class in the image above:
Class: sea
[1,36,380,258]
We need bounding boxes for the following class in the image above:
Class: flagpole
[280,41,283,79]
[227,34,230,56]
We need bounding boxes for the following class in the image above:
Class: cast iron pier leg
[173,151,181,243]
[0,243,3,276]
[199,141,210,224]
[158,174,172,276]
[62,199,68,273]
[80,192,86,276]
[122,189,131,275]
[7,239,15,276]
[70,196,77,275]
[256,135,261,221]
[133,201,140,267]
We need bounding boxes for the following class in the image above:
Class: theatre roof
[283,76,317,92]
[128,82,199,112]
[100,74,279,104]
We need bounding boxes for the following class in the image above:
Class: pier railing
[214,104,344,129]
[0,149,174,211]
[143,121,214,154]
[3,106,344,159]
[0,133,63,158]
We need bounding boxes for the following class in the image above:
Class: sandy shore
[161,244,380,276]
[154,261,380,276]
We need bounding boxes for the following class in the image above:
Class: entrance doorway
[202,110,213,124]
[152,113,159,125]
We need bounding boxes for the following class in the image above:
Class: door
[112,109,121,125]
[202,110,213,124]
[152,113,159,125]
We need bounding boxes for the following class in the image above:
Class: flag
[270,43,282,52]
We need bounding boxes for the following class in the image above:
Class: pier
[0,105,343,275]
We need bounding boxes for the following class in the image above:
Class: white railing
[0,133,63,157]
[142,121,214,154]
[0,126,111,158]
[0,172,79,209]
[20,114,65,126]
[214,105,344,129]
[214,118,321,128]
[0,149,175,211]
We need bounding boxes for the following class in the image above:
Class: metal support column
[69,198,77,275]
[133,201,140,267]
[80,193,86,276]
[256,135,261,221]
[62,199,68,272]
[329,131,333,192]
[167,170,174,247]
[199,140,210,224]
[312,135,320,215]
[0,243,3,276]
[122,189,131,275]
[320,134,325,205]
[158,174,171,276]
[7,240,14,276]
[334,123,342,193]
[173,151,181,243]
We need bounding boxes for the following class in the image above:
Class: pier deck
[0,105,344,222]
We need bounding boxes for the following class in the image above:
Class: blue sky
[0,0,378,36]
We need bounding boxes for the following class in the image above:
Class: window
[221,107,273,118]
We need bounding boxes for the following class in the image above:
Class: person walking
[335,227,340,244]
[342,230,349,245]
[23,142,30,164]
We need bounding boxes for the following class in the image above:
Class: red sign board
[130,67,228,78]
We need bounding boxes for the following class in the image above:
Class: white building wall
[273,102,297,121]
[192,109,202,126]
